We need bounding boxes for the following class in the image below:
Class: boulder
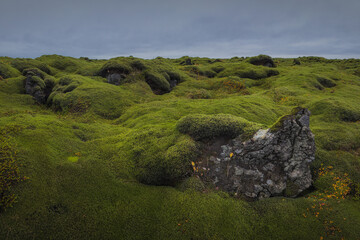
[200,108,315,200]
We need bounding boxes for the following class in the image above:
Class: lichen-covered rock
[200,108,315,200]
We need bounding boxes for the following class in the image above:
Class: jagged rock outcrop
[200,108,315,200]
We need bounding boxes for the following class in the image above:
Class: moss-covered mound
[98,60,132,77]
[11,58,52,75]
[0,62,20,79]
[217,62,279,79]
[248,54,276,67]
[177,114,257,140]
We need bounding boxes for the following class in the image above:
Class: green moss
[186,89,212,99]
[67,156,79,162]
[130,59,147,71]
[144,70,171,93]
[63,83,79,93]
[98,60,132,77]
[247,54,275,67]
[30,76,46,89]
[37,54,78,71]
[22,68,46,78]
[58,76,73,86]
[163,136,199,183]
[177,176,205,192]
[177,113,255,140]
[285,180,300,197]
[211,65,225,73]
[1,55,360,239]
[293,58,301,65]
[0,62,20,79]
[0,126,27,211]
[218,62,279,80]
[309,98,360,122]
[269,107,303,131]
[317,76,336,88]
[11,59,51,74]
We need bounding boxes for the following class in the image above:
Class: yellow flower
[230,153,234,158]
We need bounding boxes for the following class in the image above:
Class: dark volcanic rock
[23,68,53,104]
[107,71,126,86]
[201,108,315,200]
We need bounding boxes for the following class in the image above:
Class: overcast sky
[0,0,359,59]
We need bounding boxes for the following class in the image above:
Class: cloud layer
[1,0,359,59]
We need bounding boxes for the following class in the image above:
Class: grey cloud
[0,0,359,59]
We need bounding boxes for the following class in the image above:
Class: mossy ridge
[217,61,279,80]
[11,58,52,75]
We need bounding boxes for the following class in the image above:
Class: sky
[0,0,359,59]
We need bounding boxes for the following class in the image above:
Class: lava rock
[201,108,315,200]
[23,68,54,103]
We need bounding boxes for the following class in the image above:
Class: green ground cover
[0,55,359,239]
